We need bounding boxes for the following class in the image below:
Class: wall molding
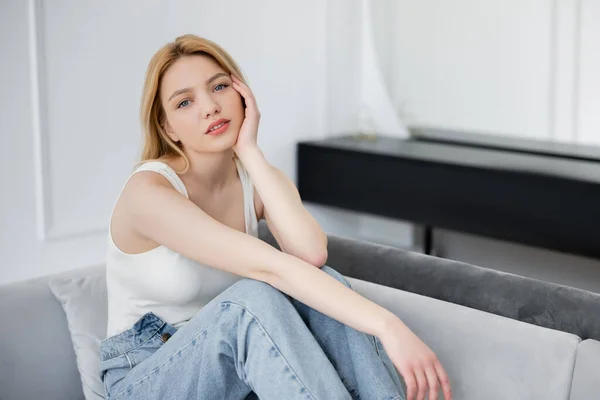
[576,0,600,145]
[548,0,581,142]
[29,0,106,242]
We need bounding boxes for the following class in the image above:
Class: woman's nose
[202,98,220,118]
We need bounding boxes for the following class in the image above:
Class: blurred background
[1,0,599,292]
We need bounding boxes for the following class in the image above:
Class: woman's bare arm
[124,171,281,282]
[266,250,399,337]
[123,170,397,337]
[238,146,328,267]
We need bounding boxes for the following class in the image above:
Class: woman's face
[160,55,244,154]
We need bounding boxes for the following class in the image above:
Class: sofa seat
[569,339,600,400]
[350,277,584,399]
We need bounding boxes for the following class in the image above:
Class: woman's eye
[215,83,229,92]
[177,99,190,109]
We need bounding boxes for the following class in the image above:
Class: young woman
[99,34,453,400]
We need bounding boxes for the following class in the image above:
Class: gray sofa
[1,222,599,400]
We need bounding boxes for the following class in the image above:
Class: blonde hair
[136,34,247,174]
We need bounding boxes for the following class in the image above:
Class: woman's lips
[206,121,230,136]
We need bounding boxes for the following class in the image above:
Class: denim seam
[373,336,382,357]
[224,300,318,400]
[112,327,211,399]
[124,353,133,369]
[102,322,166,362]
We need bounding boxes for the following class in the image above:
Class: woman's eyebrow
[206,72,229,85]
[168,87,192,102]
[168,72,229,102]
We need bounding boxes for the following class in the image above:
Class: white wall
[0,0,328,285]
[2,0,600,294]
[385,0,599,146]
[577,0,600,145]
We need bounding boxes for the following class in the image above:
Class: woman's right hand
[378,318,453,400]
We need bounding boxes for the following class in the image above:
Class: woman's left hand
[231,74,260,157]
[379,319,453,400]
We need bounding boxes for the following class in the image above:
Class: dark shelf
[297,132,600,259]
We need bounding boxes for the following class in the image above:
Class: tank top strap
[234,157,259,236]
[134,161,189,199]
[106,160,189,246]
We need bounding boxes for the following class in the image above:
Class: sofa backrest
[280,225,600,342]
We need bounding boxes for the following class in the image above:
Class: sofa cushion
[349,277,581,400]
[569,339,600,400]
[0,265,102,400]
[49,271,107,400]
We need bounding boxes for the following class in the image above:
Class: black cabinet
[297,129,600,259]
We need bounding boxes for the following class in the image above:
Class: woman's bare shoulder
[113,163,277,280]
[110,168,182,254]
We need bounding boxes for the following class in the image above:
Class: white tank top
[105,158,259,338]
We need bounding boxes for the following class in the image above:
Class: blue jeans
[99,265,406,399]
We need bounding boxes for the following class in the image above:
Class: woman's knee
[223,268,353,311]
[225,278,291,310]
[320,265,354,290]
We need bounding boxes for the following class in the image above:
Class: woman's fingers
[404,362,451,400]
[424,364,440,400]
[433,360,453,400]
[232,82,260,118]
[403,368,418,400]
[414,366,428,400]
[231,75,259,112]
[380,321,452,400]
